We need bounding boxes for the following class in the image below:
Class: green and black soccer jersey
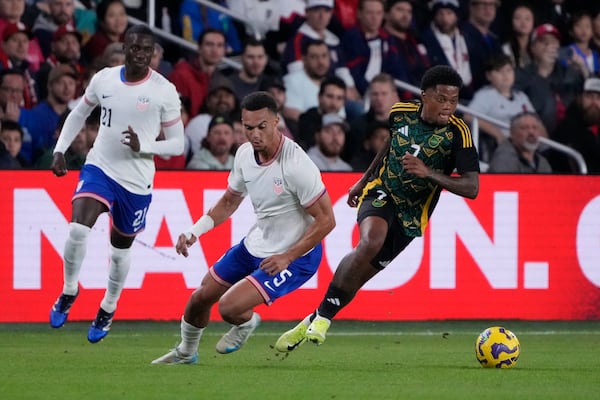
[362,101,480,237]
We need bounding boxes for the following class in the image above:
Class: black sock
[314,284,355,320]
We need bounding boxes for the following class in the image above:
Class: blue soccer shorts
[209,240,323,305]
[73,164,152,236]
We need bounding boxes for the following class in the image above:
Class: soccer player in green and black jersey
[276,65,480,352]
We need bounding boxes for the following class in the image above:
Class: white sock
[99,245,131,314]
[178,317,204,356]
[62,222,91,295]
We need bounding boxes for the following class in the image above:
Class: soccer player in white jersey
[152,91,336,365]
[49,24,184,343]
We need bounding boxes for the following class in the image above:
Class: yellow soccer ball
[475,326,520,368]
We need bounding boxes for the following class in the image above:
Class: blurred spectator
[344,72,398,161]
[550,77,600,174]
[184,76,237,158]
[227,0,288,38]
[421,0,474,98]
[0,21,38,108]
[501,3,534,68]
[0,118,25,167]
[0,137,20,168]
[341,0,409,97]
[149,42,172,76]
[169,28,226,117]
[0,68,25,121]
[34,22,84,101]
[514,24,585,134]
[283,39,331,121]
[461,0,503,94]
[465,53,535,162]
[227,38,269,103]
[101,41,124,66]
[560,11,599,78]
[32,0,76,58]
[281,0,360,102]
[82,0,128,64]
[35,109,86,169]
[349,119,388,171]
[179,0,241,54]
[186,114,235,170]
[259,75,298,141]
[297,75,346,150]
[18,63,77,163]
[592,9,600,51]
[488,111,552,173]
[530,0,571,44]
[333,0,358,31]
[383,0,430,89]
[155,96,190,170]
[307,112,352,171]
[0,0,44,71]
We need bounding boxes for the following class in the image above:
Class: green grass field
[1,320,599,399]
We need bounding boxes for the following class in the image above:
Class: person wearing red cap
[0,21,38,109]
[0,0,44,71]
[514,23,585,134]
[34,22,84,101]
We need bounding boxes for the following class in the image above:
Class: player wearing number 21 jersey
[49,25,184,344]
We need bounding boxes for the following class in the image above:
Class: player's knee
[69,222,91,242]
[109,245,131,267]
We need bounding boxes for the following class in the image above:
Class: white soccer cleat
[151,348,198,365]
[215,313,261,354]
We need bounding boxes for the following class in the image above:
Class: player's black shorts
[357,185,415,270]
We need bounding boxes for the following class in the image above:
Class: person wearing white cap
[550,77,600,173]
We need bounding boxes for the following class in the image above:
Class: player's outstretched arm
[176,189,245,257]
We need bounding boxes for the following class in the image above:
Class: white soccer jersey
[82,66,182,194]
[228,137,326,258]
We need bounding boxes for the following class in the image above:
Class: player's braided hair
[420,65,463,91]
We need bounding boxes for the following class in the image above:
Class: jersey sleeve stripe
[161,116,182,127]
[450,115,473,148]
[303,188,326,209]
[389,102,419,114]
[84,96,96,106]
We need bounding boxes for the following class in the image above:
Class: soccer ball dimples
[475,326,520,368]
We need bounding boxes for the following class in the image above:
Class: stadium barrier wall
[1,170,599,322]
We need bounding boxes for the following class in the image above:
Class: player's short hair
[125,24,154,41]
[240,91,278,115]
[420,65,463,91]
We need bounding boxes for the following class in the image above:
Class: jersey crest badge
[273,177,284,195]
[136,96,150,112]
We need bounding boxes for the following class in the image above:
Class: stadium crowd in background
[0,0,598,174]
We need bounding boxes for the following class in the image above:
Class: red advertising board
[1,170,599,322]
